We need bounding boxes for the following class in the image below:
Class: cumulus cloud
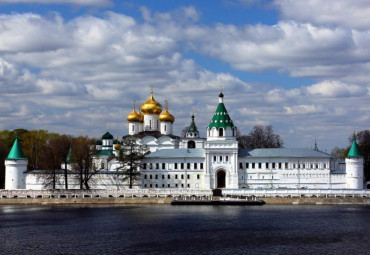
[306,81,367,98]
[0,0,113,7]
[274,0,370,30]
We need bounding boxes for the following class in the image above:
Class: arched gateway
[217,170,226,188]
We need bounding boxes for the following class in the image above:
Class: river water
[0,205,369,255]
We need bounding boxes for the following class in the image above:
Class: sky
[0,0,369,152]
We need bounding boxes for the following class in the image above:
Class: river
[0,205,369,254]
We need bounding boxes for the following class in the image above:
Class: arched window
[188,140,195,149]
[164,125,167,132]
[132,125,135,132]
[149,120,152,129]
[219,128,224,137]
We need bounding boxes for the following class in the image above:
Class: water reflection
[0,205,369,255]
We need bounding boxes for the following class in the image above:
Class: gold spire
[159,100,175,123]
[127,100,142,122]
[141,86,162,115]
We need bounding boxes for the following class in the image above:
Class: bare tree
[237,125,283,149]
[117,138,149,189]
[71,136,97,189]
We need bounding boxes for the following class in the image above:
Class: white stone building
[3,89,366,190]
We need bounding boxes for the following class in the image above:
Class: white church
[4,88,366,190]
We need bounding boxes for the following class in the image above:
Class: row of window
[144,174,201,180]
[213,156,230,162]
[239,162,328,170]
[144,183,192,188]
[143,163,204,170]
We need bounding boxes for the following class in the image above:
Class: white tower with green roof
[345,133,364,189]
[204,91,239,189]
[5,136,28,189]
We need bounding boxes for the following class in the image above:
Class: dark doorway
[188,140,195,149]
[219,128,224,137]
[217,170,226,188]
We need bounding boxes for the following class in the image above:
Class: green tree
[331,146,349,160]
[117,138,149,189]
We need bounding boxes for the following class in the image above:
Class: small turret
[5,136,28,189]
[186,112,199,138]
[345,133,364,189]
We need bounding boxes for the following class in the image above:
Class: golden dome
[114,143,121,150]
[141,86,162,115]
[127,101,142,122]
[159,100,175,123]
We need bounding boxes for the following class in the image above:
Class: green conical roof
[347,134,362,158]
[7,137,27,160]
[187,115,199,133]
[208,94,235,130]
[66,145,73,163]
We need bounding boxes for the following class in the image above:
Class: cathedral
[4,88,366,190]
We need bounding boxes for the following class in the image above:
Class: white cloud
[0,0,113,7]
[306,81,367,98]
[274,0,370,30]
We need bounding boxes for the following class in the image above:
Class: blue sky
[0,0,369,151]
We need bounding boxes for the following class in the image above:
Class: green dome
[7,137,27,160]
[102,132,113,140]
[187,115,199,133]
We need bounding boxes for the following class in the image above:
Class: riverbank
[1,196,370,205]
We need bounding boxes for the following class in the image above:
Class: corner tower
[5,136,28,189]
[346,133,364,189]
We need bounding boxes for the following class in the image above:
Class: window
[149,163,153,169]
[168,175,170,179]
[150,175,152,179]
[246,163,249,169]
[197,174,200,179]
[213,156,216,162]
[162,175,164,179]
[176,184,178,187]
[144,184,147,187]
[162,184,165,188]
[101,162,104,169]
[156,163,159,169]
[324,164,327,168]
[150,120,152,129]
[200,163,203,169]
[279,163,282,169]
[220,156,223,162]
[150,184,152,188]
[252,163,255,169]
[143,163,147,170]
[316,164,319,168]
[181,184,184,188]
[239,163,243,169]
[187,174,190,179]
[168,184,170,188]
[157,120,159,130]
[132,125,134,132]
[187,163,190,169]
[285,162,288,169]
[181,163,184,169]
[219,128,224,137]
[194,163,197,169]
[259,163,262,169]
[175,174,178,179]
[226,156,229,162]
[162,163,165,169]
[164,125,167,132]
[155,175,158,179]
[144,175,147,179]
[272,163,276,169]
[181,174,184,179]
[265,163,268,169]
[188,140,195,148]
[187,184,190,188]
[175,163,178,169]
[155,184,158,188]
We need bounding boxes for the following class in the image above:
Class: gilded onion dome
[137,102,144,123]
[159,100,175,123]
[141,86,162,115]
[127,101,142,122]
